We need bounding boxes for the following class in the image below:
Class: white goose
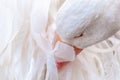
[56,0,120,48]
[0,0,120,80]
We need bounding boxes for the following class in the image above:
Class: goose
[56,0,120,48]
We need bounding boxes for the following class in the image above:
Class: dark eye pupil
[74,33,83,38]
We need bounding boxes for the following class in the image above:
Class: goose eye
[74,33,84,38]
